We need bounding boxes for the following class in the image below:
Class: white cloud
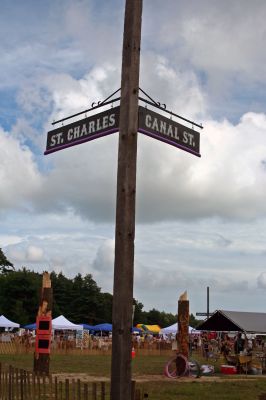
[257,273,266,289]
[0,235,22,247]
[45,64,120,122]
[26,245,44,262]
[7,244,44,264]
[144,1,266,82]
[136,110,266,222]
[0,127,42,210]
[179,2,266,81]
[140,53,207,120]
[92,239,115,293]
[92,239,114,272]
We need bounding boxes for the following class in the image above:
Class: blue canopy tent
[131,327,142,333]
[93,323,112,332]
[82,323,95,330]
[24,322,142,333]
[24,323,36,330]
[92,323,143,333]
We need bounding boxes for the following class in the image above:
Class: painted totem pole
[177,291,189,358]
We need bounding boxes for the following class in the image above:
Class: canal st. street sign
[138,106,200,157]
[45,104,200,157]
[44,106,120,155]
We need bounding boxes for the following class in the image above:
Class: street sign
[44,106,120,155]
[45,104,201,157]
[138,106,200,157]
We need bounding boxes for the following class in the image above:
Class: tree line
[0,248,199,328]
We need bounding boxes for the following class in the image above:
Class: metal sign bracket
[52,88,121,126]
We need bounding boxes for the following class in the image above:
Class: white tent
[159,323,200,335]
[0,315,20,328]
[52,315,83,331]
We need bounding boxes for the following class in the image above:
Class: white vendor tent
[0,315,20,328]
[159,323,200,335]
[52,315,83,331]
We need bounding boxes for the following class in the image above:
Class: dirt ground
[53,373,266,383]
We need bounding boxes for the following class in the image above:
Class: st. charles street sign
[45,106,120,155]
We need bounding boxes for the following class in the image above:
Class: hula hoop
[164,353,189,378]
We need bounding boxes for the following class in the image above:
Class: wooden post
[54,376,58,400]
[177,291,189,359]
[100,382,105,400]
[8,365,12,400]
[77,379,81,400]
[72,378,76,400]
[83,383,88,400]
[92,382,97,400]
[111,1,143,400]
[59,380,63,400]
[20,369,24,400]
[65,379,70,400]
[33,272,53,375]
[15,368,19,400]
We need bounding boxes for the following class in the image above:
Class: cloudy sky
[1,0,266,320]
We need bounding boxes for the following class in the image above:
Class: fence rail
[0,342,172,357]
[0,364,144,400]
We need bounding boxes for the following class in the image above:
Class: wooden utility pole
[33,272,53,375]
[111,1,142,400]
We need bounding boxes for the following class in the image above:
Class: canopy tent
[90,324,143,333]
[0,315,20,328]
[136,324,161,334]
[52,315,83,331]
[159,323,200,335]
[197,310,266,334]
[93,323,112,332]
[131,326,143,333]
[82,323,95,330]
[24,323,36,330]
[24,315,83,331]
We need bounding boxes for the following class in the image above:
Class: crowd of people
[189,331,265,359]
[1,328,265,357]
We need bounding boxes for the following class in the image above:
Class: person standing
[234,332,244,354]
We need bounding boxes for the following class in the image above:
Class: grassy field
[1,353,266,399]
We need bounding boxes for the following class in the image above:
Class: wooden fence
[0,364,145,400]
[0,342,172,357]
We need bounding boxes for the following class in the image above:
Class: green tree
[51,271,103,324]
[145,308,166,326]
[79,273,102,323]
[0,267,41,324]
[0,266,187,329]
[189,313,201,328]
[133,299,144,325]
[68,273,101,323]
[51,271,73,317]
[97,292,113,323]
[0,248,14,273]
[135,307,177,327]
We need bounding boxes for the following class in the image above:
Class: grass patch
[0,354,167,376]
[1,353,266,399]
[141,380,266,400]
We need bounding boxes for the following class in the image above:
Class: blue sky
[1,0,266,320]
